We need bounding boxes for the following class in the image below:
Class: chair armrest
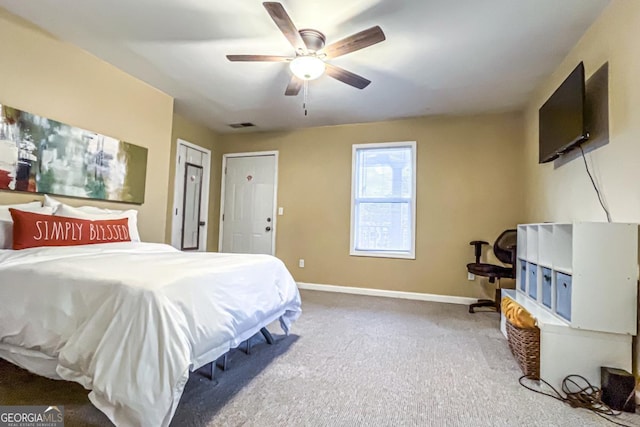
[469,241,489,264]
[469,240,489,246]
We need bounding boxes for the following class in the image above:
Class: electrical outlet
[299,259,304,268]
[467,272,475,281]
[278,207,284,215]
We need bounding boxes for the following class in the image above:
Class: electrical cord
[519,375,634,426]
[579,145,612,222]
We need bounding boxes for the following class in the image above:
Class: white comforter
[0,242,302,427]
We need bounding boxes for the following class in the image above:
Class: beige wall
[219,113,525,298]
[522,1,640,374]
[523,1,640,223]
[0,9,174,243]
[167,113,221,250]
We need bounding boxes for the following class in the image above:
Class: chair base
[469,299,498,313]
[469,288,502,313]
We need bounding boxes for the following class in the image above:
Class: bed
[0,241,302,427]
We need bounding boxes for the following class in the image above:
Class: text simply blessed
[33,220,130,242]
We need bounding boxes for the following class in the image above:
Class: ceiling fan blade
[319,26,385,59]
[263,2,308,54]
[325,64,371,89]
[226,55,290,62]
[285,75,303,96]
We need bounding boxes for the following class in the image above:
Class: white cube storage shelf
[504,222,638,391]
[515,222,638,335]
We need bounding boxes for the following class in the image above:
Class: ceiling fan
[226,2,386,97]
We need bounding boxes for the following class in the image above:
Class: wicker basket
[506,319,540,379]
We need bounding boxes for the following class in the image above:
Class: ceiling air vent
[229,122,256,129]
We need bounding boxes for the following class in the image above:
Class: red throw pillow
[9,208,132,250]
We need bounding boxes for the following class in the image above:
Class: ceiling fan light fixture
[289,56,325,80]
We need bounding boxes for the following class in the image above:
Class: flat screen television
[538,62,589,163]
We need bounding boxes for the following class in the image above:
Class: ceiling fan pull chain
[303,80,309,116]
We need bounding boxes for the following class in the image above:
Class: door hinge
[175,208,178,215]
[222,214,224,221]
[224,166,227,174]
[178,155,181,164]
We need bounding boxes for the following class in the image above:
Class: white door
[171,139,211,251]
[219,152,277,255]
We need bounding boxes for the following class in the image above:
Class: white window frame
[350,141,417,259]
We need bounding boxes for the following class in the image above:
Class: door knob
[265,226,272,232]
[267,217,272,222]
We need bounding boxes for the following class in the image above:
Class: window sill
[350,250,415,260]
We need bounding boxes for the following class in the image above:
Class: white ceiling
[0,0,609,133]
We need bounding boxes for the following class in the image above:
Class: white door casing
[219,151,278,255]
[171,139,211,251]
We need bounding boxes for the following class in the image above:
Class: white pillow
[0,203,53,249]
[0,201,42,222]
[44,194,124,215]
[54,204,141,242]
[43,194,61,210]
[76,205,123,215]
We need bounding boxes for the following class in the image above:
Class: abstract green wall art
[0,103,147,204]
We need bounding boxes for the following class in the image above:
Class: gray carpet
[1,289,639,426]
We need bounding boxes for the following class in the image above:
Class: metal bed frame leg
[260,327,274,345]
[207,361,216,382]
[216,353,228,371]
[204,329,274,383]
[201,355,224,383]
[243,327,274,354]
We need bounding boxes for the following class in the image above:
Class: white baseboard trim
[297,282,477,305]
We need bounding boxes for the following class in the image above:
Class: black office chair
[467,229,517,313]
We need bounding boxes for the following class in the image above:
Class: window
[350,141,416,259]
